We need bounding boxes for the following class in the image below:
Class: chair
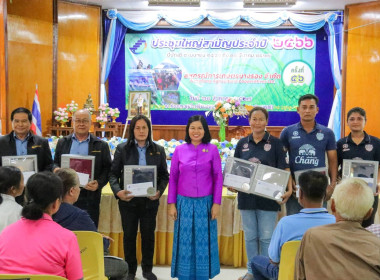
[0,275,66,279]
[73,231,108,280]
[278,240,301,280]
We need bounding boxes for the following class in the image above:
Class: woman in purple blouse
[168,115,223,280]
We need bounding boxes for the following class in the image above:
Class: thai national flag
[31,85,42,136]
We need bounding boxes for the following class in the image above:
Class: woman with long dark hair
[0,172,83,280]
[168,115,223,280]
[0,166,24,233]
[337,107,380,227]
[109,115,169,280]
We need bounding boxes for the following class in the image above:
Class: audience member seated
[295,178,380,279]
[0,166,24,234]
[0,172,83,280]
[367,223,380,238]
[53,168,129,280]
[250,171,335,280]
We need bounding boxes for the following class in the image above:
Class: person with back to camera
[168,115,223,280]
[0,172,83,280]
[233,107,292,280]
[109,115,169,280]
[0,166,24,233]
[53,168,129,280]
[337,107,380,227]
[295,178,380,279]
[249,171,335,280]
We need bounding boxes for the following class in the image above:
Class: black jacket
[0,132,54,172]
[54,133,112,199]
[109,141,169,209]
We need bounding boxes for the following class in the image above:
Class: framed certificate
[124,165,157,197]
[251,165,290,201]
[2,155,38,183]
[223,156,257,193]
[343,159,379,193]
[293,167,328,197]
[61,154,95,187]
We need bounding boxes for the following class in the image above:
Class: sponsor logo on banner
[129,38,148,54]
[295,144,319,166]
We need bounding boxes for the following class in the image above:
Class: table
[98,185,248,267]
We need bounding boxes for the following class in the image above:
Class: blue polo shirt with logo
[280,122,336,173]
[234,132,288,211]
[337,131,380,167]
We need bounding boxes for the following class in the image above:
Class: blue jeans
[240,209,277,274]
[250,256,279,280]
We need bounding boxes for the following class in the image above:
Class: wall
[3,0,101,135]
[343,1,380,136]
[57,1,101,112]
[6,0,53,134]
[0,0,6,134]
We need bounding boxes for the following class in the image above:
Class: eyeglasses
[74,119,90,124]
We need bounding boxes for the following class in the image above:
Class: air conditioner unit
[244,0,297,7]
[148,0,200,6]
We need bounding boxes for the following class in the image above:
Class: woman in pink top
[168,115,223,280]
[0,172,83,280]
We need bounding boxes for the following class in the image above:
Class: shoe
[142,271,158,280]
[126,274,135,280]
[238,273,253,280]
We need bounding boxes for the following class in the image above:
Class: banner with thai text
[125,33,316,111]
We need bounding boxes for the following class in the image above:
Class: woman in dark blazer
[109,115,169,280]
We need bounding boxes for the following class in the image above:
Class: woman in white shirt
[0,166,24,233]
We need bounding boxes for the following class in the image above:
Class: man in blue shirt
[250,171,335,280]
[54,109,111,226]
[0,107,54,205]
[280,94,337,215]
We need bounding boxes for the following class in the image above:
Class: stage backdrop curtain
[101,9,343,133]
[101,10,127,104]
[325,12,344,140]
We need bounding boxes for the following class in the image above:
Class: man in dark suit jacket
[54,109,111,227]
[0,107,54,204]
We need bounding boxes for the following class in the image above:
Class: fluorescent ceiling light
[244,0,297,7]
[148,0,200,6]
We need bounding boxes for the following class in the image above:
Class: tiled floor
[135,265,246,280]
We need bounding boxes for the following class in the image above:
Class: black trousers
[362,195,379,228]
[118,198,158,275]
